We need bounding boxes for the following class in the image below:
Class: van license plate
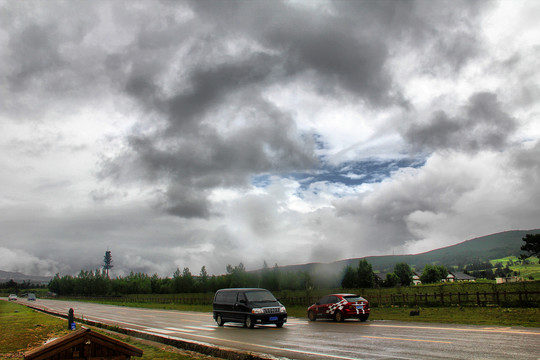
[356,305,363,310]
[270,316,278,321]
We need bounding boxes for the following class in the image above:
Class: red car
[307,293,370,322]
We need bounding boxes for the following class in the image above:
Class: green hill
[276,229,540,275]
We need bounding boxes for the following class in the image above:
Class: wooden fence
[279,291,540,308]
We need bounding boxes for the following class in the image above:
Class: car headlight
[252,308,264,314]
[279,306,286,313]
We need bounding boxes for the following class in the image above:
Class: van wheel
[360,314,369,322]
[335,311,344,322]
[276,322,284,328]
[308,310,317,321]
[216,314,224,326]
[245,315,255,329]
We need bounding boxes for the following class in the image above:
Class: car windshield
[245,290,276,302]
[343,295,366,303]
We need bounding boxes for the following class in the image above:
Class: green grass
[0,300,69,356]
[368,306,540,327]
[286,305,540,327]
[83,329,214,360]
[490,256,540,280]
[0,301,213,360]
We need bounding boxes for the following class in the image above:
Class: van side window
[221,291,238,304]
[215,292,225,303]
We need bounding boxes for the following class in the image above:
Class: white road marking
[145,328,179,334]
[182,325,216,332]
[155,327,196,333]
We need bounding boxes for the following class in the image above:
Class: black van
[213,288,287,328]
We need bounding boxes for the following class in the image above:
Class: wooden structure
[24,328,143,360]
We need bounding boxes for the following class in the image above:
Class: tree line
[47,262,315,296]
[0,279,47,293]
[47,260,444,297]
[341,260,450,288]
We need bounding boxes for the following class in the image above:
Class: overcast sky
[1,0,539,277]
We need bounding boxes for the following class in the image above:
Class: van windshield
[245,290,276,302]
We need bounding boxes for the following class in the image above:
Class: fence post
[457,292,461,305]
[496,291,500,306]
[476,292,480,306]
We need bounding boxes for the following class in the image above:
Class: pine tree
[521,234,540,263]
[103,250,113,278]
[356,259,375,288]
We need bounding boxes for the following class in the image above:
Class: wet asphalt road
[14,299,540,360]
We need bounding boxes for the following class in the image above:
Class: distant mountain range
[272,229,540,275]
[0,270,52,285]
[2,229,539,284]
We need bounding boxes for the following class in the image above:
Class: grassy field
[490,256,540,280]
[295,306,540,327]
[0,301,217,360]
[0,300,70,357]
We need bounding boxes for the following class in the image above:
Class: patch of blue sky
[251,157,426,191]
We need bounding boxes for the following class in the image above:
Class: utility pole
[103,250,113,278]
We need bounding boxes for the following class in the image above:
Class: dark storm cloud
[164,54,279,133]
[1,2,100,104]
[99,0,489,219]
[185,0,402,105]
[100,97,318,217]
[163,185,210,218]
[332,0,487,72]
[7,24,64,91]
[405,92,517,152]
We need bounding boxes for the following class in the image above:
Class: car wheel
[334,311,344,322]
[360,314,369,322]
[216,314,224,326]
[276,322,284,328]
[245,315,255,329]
[308,310,317,321]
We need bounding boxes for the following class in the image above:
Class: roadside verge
[25,303,274,360]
